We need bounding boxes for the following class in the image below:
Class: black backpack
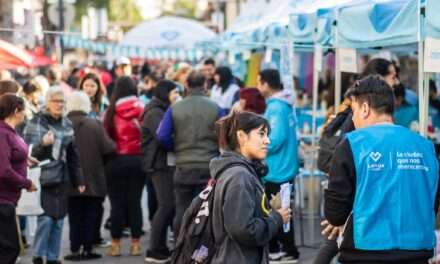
[171,163,243,264]
[317,108,355,173]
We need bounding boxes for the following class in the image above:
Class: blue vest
[346,124,439,251]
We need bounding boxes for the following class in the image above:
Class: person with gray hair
[22,86,85,264]
[63,91,116,261]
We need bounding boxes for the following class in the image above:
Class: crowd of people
[0,54,439,264]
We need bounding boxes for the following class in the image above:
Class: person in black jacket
[141,80,180,263]
[64,91,116,261]
[22,86,85,264]
[324,76,440,264]
[209,111,291,264]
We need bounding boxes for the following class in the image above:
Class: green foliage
[74,0,142,26]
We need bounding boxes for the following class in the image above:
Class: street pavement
[20,190,323,264]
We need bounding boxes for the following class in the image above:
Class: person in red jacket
[103,76,145,257]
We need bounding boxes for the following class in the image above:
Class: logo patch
[369,152,382,162]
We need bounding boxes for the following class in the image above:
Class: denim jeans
[33,215,64,261]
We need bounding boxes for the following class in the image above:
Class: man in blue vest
[324,75,440,263]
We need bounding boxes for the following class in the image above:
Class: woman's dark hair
[361,58,393,78]
[22,80,41,95]
[393,83,406,100]
[216,111,270,151]
[0,94,25,120]
[0,80,21,97]
[105,76,138,135]
[79,72,104,113]
[345,75,394,115]
[154,80,178,106]
[215,66,234,93]
[259,69,282,90]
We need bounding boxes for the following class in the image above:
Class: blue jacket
[263,91,299,183]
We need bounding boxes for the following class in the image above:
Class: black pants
[265,182,300,258]
[93,197,105,244]
[0,203,19,264]
[107,155,146,239]
[149,168,175,254]
[145,176,158,221]
[313,238,338,264]
[173,167,209,236]
[68,196,102,253]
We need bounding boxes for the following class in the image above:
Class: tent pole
[418,0,427,136]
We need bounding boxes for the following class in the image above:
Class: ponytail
[216,111,270,151]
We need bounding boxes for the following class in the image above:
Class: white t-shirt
[210,83,240,110]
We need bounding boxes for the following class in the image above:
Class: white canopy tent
[121,16,217,50]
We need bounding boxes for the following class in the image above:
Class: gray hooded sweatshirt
[210,151,283,264]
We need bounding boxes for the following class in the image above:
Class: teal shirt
[393,103,418,128]
[263,97,299,183]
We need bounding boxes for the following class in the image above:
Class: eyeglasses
[50,99,65,104]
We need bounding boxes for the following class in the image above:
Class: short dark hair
[0,94,25,120]
[216,111,270,151]
[361,58,393,78]
[259,69,282,90]
[0,80,20,97]
[204,58,215,66]
[187,71,206,90]
[22,80,42,95]
[154,80,178,105]
[346,75,395,115]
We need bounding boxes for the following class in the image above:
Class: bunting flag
[61,35,211,61]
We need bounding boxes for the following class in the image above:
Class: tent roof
[121,16,217,50]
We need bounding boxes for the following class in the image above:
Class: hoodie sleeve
[156,106,175,150]
[0,135,31,189]
[222,168,283,247]
[324,139,356,226]
[266,102,289,154]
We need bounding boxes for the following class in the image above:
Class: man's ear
[361,102,370,119]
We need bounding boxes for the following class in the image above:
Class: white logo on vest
[368,151,385,171]
[369,152,382,162]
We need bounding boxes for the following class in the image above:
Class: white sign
[265,48,273,63]
[242,50,251,61]
[339,48,358,73]
[424,37,440,73]
[228,51,236,65]
[48,3,75,29]
[314,46,323,72]
[280,42,295,92]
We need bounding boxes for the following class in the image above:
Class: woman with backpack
[209,112,291,263]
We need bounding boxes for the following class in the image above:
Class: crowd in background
[1,54,440,264]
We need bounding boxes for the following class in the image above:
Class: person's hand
[270,192,282,210]
[321,220,342,240]
[42,131,54,146]
[27,156,39,167]
[78,185,86,193]
[277,207,292,224]
[27,182,37,192]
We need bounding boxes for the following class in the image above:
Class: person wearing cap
[107,57,132,98]
[324,75,439,264]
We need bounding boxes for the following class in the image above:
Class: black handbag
[40,160,66,187]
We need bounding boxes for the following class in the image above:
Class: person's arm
[223,169,283,247]
[156,107,175,150]
[324,139,356,226]
[66,141,85,187]
[0,136,32,189]
[96,121,116,156]
[266,105,288,154]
